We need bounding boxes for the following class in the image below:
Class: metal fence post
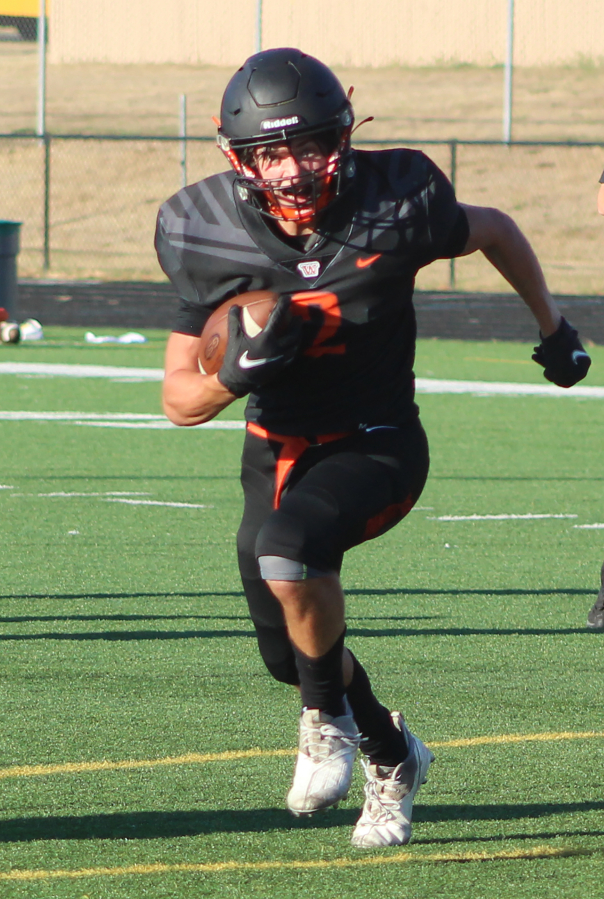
[43,134,50,273]
[449,138,458,289]
[255,0,263,52]
[37,0,47,139]
[179,94,188,188]
[503,0,515,144]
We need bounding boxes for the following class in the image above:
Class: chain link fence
[1,134,603,293]
[1,11,603,292]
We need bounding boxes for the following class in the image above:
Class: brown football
[198,290,278,374]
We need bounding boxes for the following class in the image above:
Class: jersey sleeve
[421,154,469,260]
[154,210,210,336]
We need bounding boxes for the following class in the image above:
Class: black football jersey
[155,148,468,435]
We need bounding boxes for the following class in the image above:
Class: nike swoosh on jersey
[356,253,382,269]
[239,351,283,369]
[572,350,589,364]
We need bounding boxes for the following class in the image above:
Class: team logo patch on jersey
[297,261,321,279]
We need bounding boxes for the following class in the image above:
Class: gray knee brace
[258,554,333,581]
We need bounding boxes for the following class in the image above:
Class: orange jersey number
[291,290,345,358]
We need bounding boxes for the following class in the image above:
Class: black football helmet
[217,48,355,223]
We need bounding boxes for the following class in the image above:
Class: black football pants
[236,420,430,685]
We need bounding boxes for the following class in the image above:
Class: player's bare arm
[162,331,237,426]
[459,203,561,336]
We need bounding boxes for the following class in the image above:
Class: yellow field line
[0,845,592,882]
[0,748,295,780]
[429,731,604,749]
[1,732,603,781]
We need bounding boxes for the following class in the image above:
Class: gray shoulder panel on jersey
[160,172,274,269]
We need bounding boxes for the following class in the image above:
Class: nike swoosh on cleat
[572,350,589,364]
[238,351,283,369]
[356,253,382,269]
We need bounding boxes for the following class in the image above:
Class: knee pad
[257,554,333,581]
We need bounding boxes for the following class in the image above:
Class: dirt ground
[1,36,604,291]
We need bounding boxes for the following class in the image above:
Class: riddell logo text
[261,116,301,130]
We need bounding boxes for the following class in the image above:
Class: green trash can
[0,220,22,320]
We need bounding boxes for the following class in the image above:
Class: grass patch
[0,335,603,897]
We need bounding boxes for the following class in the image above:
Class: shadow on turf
[2,588,595,601]
[2,802,604,843]
[432,475,604,482]
[11,474,604,482]
[0,623,597,641]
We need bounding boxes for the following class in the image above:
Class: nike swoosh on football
[239,351,283,369]
[356,253,382,269]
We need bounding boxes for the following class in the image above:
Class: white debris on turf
[0,319,44,343]
[0,321,20,344]
[84,331,147,344]
[19,319,44,341]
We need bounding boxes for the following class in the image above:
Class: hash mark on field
[36,491,150,498]
[431,513,578,521]
[574,523,604,529]
[105,499,211,509]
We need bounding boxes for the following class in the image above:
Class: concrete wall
[48,0,604,67]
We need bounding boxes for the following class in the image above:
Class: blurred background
[1,0,603,294]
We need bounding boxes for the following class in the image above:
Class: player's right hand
[217,295,304,398]
[532,317,591,388]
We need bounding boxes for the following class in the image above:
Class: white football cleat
[287,708,361,816]
[351,712,434,848]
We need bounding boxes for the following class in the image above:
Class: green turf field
[1,329,603,898]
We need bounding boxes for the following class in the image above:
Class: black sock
[292,630,346,718]
[345,651,409,765]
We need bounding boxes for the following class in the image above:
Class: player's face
[254,137,329,179]
[252,137,336,221]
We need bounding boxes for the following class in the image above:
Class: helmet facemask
[218,121,353,224]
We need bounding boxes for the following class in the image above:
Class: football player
[586,174,604,629]
[587,562,604,629]
[158,48,591,847]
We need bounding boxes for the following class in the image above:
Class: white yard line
[0,362,163,380]
[0,411,245,429]
[0,412,164,421]
[71,419,246,429]
[74,420,181,429]
[415,377,604,399]
[1,363,604,398]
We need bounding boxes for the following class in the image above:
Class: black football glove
[217,295,304,398]
[532,317,591,388]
